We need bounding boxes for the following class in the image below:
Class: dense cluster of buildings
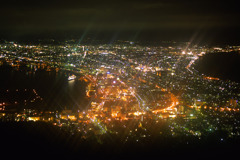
[1,40,240,142]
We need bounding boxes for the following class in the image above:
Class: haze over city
[1,0,240,44]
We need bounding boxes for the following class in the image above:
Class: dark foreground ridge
[1,122,240,159]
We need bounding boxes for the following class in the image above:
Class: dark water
[194,52,240,83]
[0,65,88,111]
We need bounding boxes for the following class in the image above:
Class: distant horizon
[1,30,240,46]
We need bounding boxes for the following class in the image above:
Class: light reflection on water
[0,66,88,111]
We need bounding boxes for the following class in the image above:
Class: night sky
[1,0,239,44]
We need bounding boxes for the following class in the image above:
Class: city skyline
[1,40,240,158]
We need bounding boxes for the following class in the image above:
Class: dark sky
[1,0,240,44]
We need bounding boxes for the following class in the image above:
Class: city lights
[1,40,240,158]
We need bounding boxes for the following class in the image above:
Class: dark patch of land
[1,121,240,159]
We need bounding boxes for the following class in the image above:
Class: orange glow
[203,76,219,80]
[133,111,145,116]
[28,117,40,121]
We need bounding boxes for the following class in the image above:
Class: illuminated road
[186,55,199,74]
[77,51,179,118]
